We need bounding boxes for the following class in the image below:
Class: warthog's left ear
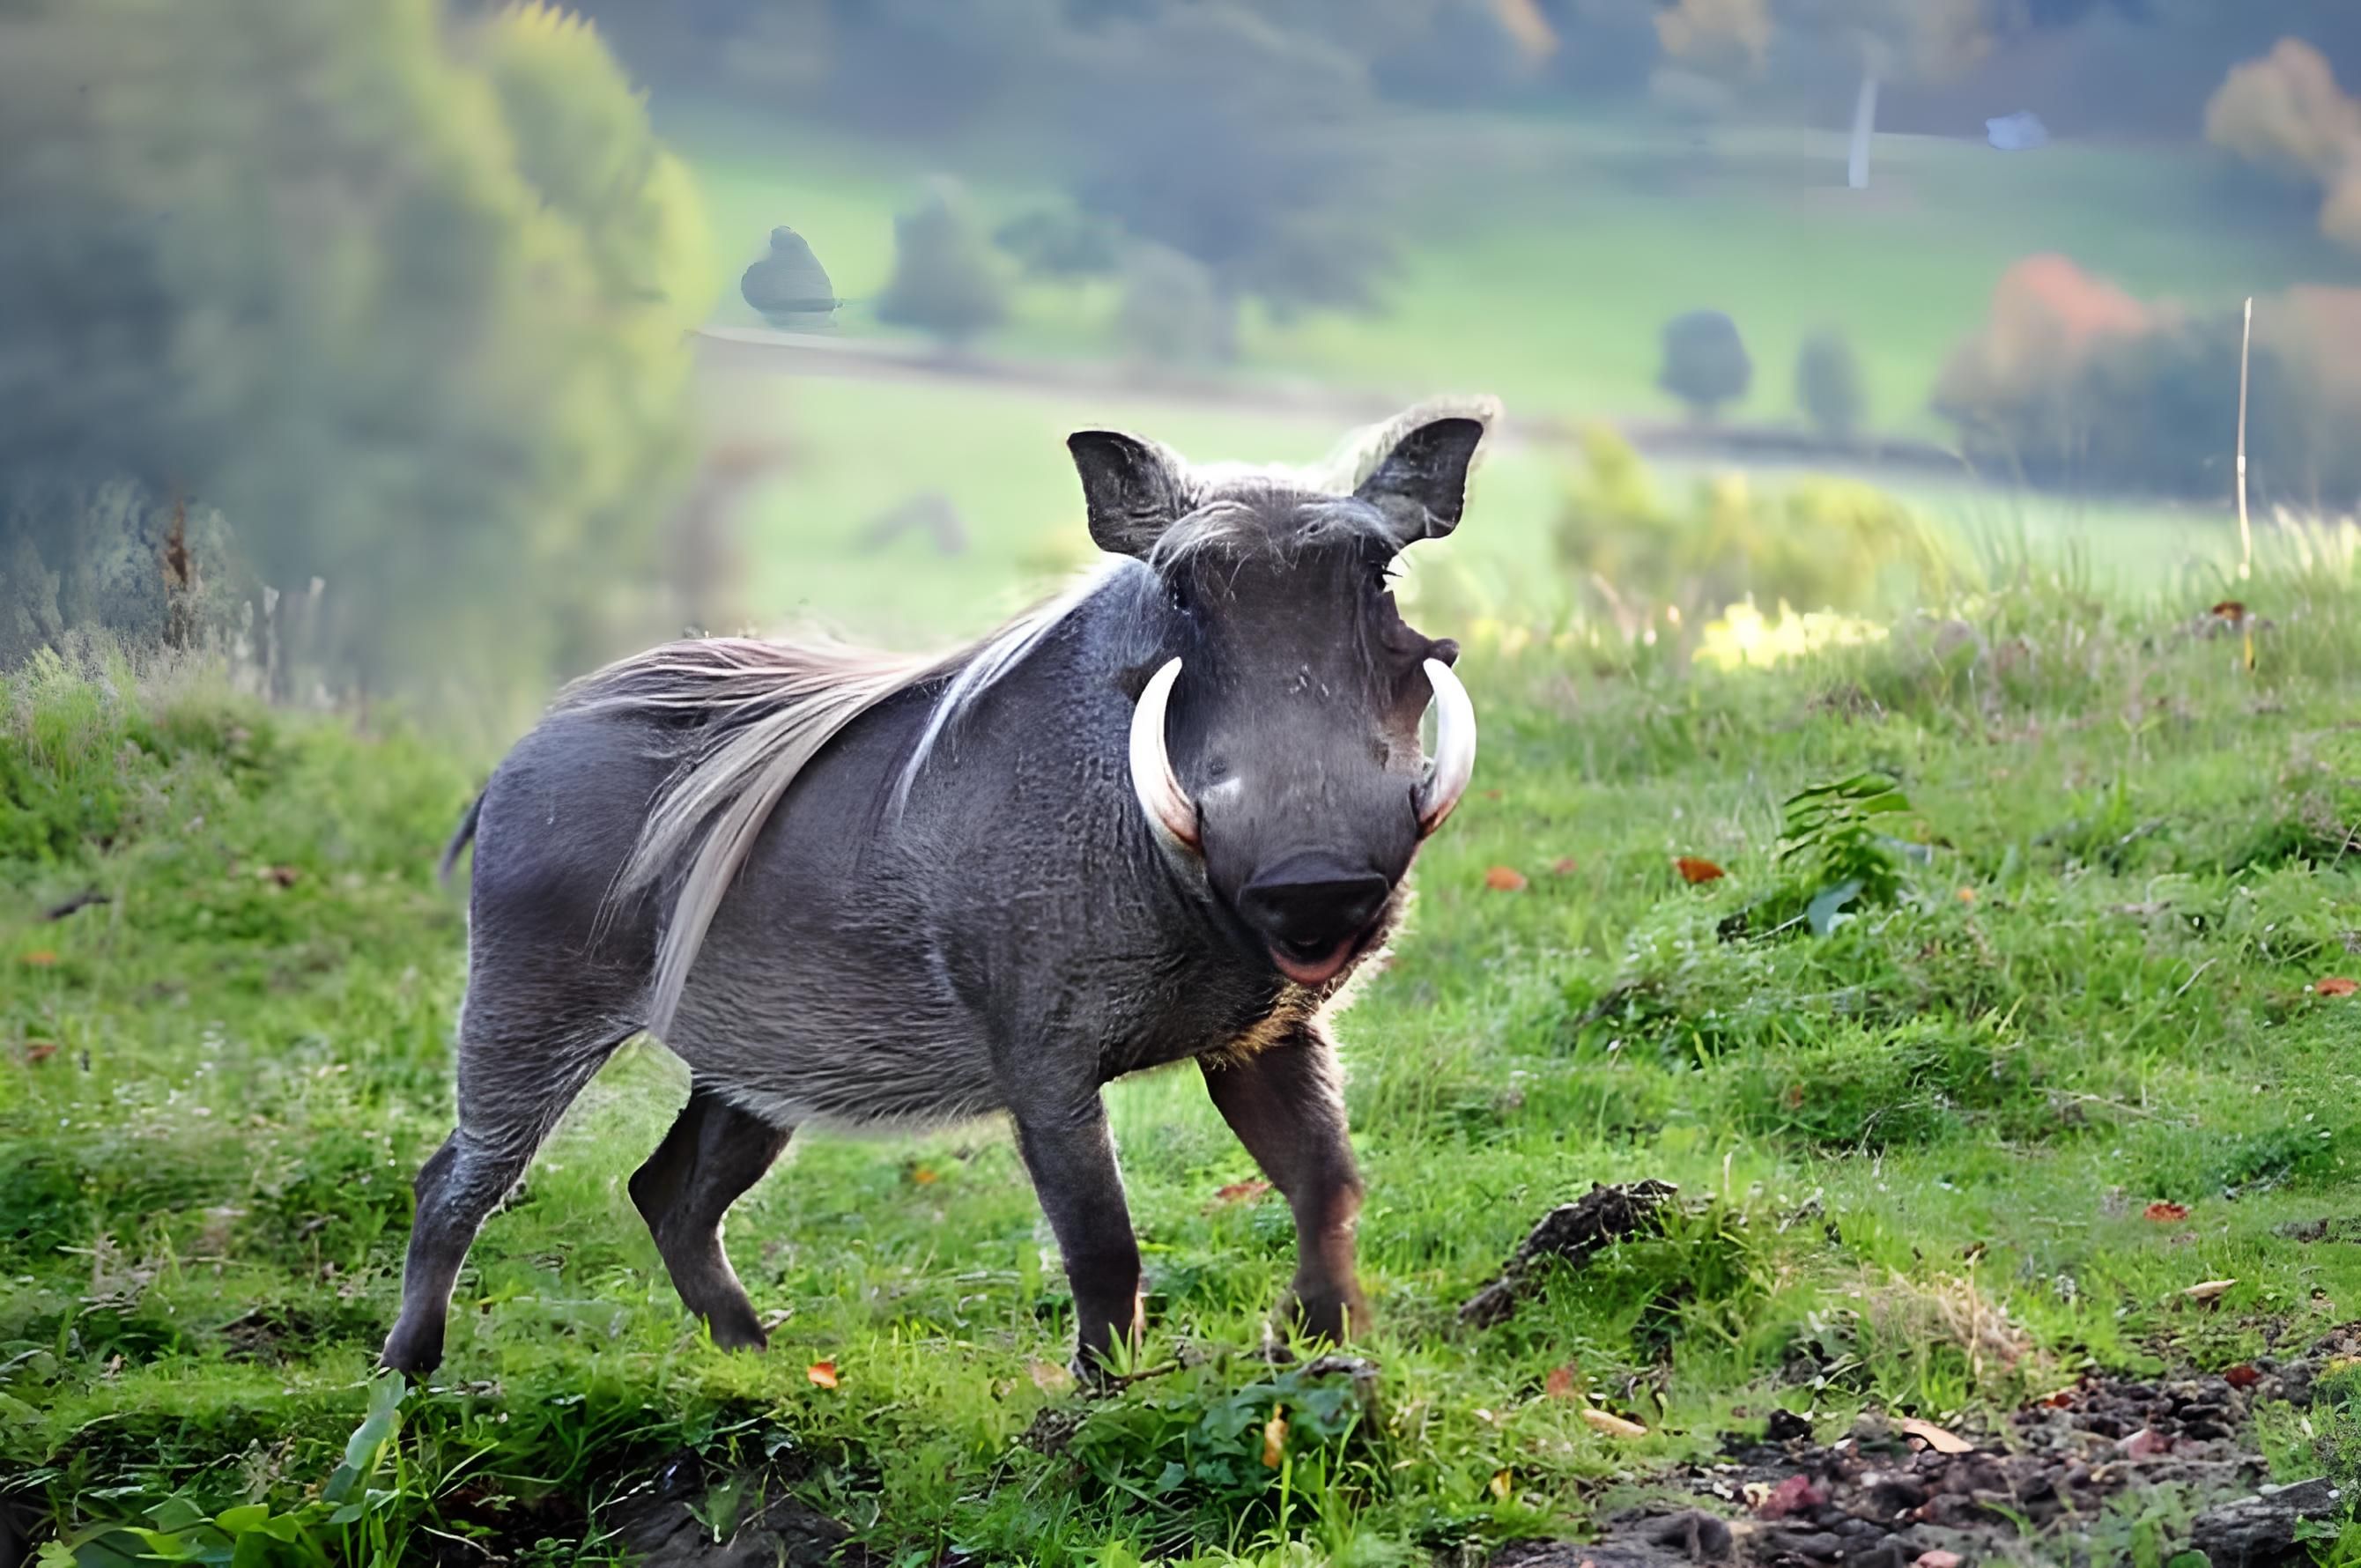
[1355,415,1489,546]
[1069,430,1188,558]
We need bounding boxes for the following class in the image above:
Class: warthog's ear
[1069,430,1187,558]
[1355,416,1488,546]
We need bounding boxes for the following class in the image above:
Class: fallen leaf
[1262,1407,1288,1468]
[2184,1278,2237,1303]
[19,951,56,967]
[1487,1468,1512,1498]
[1550,857,1579,876]
[2119,1426,2170,1459]
[1484,865,1528,891]
[1913,1551,1965,1568]
[1214,1180,1271,1204]
[909,1165,938,1185]
[1543,1365,1578,1400]
[805,1360,838,1388]
[1956,887,1977,904]
[2038,1387,2077,1409]
[1027,1359,1072,1393]
[1675,856,1725,885]
[1580,1408,1647,1439]
[1752,1473,1829,1520]
[2319,978,2358,998]
[23,1040,57,1063]
[2143,1202,2190,1222]
[1898,1417,1972,1454]
[2224,1364,2261,1389]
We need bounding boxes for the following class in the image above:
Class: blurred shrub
[1553,427,1959,644]
[0,0,713,703]
[741,225,840,327]
[1116,245,1237,366]
[1933,255,2358,505]
[994,206,1122,283]
[1796,329,1867,441]
[1657,310,1753,419]
[876,177,1008,349]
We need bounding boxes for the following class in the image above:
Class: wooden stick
[2237,296,2254,582]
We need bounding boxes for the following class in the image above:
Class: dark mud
[1497,1328,2361,1568]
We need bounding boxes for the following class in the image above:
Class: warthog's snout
[1236,854,1393,986]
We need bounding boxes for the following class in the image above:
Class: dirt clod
[1459,1180,1681,1328]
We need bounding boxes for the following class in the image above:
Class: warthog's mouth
[1269,928,1373,988]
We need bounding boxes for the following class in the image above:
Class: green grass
[673,106,2356,437]
[8,525,2361,1562]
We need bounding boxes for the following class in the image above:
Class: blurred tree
[0,0,712,696]
[1658,311,1755,420]
[994,207,1124,283]
[742,225,841,327]
[875,178,1008,349]
[2207,39,2361,256]
[1063,4,1396,329]
[1116,245,1238,366]
[1796,329,1867,440]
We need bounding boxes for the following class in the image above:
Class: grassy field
[676,107,2355,438]
[699,368,2249,650]
[9,519,2361,1562]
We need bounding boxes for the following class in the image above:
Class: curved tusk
[1415,656,1477,837]
[1129,657,1200,853]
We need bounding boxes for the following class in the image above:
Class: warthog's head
[1069,407,1484,987]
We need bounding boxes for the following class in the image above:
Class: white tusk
[1415,656,1476,836]
[1129,657,1200,853]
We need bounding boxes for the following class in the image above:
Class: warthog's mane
[557,396,1499,1038]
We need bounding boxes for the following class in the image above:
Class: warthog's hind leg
[381,1022,627,1374]
[629,1081,794,1351]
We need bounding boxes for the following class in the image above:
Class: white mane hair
[559,396,1503,1037]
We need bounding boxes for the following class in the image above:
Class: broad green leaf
[1805,879,1864,936]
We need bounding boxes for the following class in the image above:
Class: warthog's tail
[553,566,1120,1038]
[437,793,485,890]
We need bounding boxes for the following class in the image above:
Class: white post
[1847,70,1879,190]
[2236,295,2254,582]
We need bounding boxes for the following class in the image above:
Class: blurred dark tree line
[0,0,710,705]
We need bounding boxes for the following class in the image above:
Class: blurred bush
[994,206,1122,284]
[1796,329,1868,442]
[0,0,712,705]
[1553,427,1960,649]
[1116,245,1238,367]
[876,177,1009,349]
[1933,255,2361,507]
[741,225,840,328]
[1657,309,1753,420]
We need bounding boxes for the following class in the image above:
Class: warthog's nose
[1237,858,1391,986]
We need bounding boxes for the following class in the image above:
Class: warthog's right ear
[1069,430,1187,558]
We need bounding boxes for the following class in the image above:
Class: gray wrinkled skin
[380,406,1491,1378]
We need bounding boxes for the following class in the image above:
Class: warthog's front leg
[1010,1091,1143,1380]
[1201,1026,1368,1344]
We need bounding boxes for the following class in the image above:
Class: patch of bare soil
[606,1451,877,1568]
[1496,1328,2361,1568]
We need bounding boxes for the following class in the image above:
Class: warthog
[381,399,1492,1377]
